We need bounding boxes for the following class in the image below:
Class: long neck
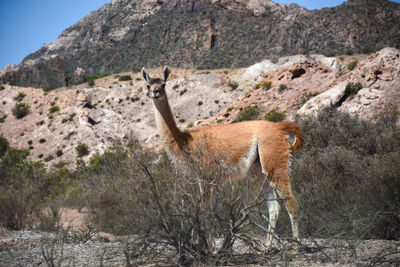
[152,95,189,156]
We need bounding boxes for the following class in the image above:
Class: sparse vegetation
[264,109,285,122]
[84,73,110,85]
[179,88,187,96]
[15,92,26,102]
[44,155,54,162]
[278,84,288,92]
[56,149,63,157]
[39,138,46,144]
[0,113,6,123]
[227,80,238,90]
[344,82,363,99]
[186,122,194,128]
[347,60,358,70]
[12,103,30,119]
[233,106,259,122]
[49,105,60,113]
[76,143,89,157]
[64,131,77,140]
[0,85,5,90]
[300,92,319,106]
[118,75,132,81]
[0,136,9,158]
[262,81,272,90]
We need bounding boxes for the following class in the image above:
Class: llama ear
[142,67,151,84]
[162,66,170,83]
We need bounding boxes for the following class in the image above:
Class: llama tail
[278,121,305,152]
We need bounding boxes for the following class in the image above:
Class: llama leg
[253,161,281,248]
[264,186,281,248]
[200,181,215,252]
[276,183,299,248]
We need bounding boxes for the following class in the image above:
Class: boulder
[297,81,347,116]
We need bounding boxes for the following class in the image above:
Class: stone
[297,81,347,117]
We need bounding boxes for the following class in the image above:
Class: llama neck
[152,96,189,156]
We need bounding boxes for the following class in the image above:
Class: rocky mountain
[1,0,400,89]
[1,47,399,168]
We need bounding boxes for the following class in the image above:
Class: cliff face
[1,0,400,89]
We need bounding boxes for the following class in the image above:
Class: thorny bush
[76,141,266,265]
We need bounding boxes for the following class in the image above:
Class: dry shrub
[292,108,400,241]
[76,141,266,265]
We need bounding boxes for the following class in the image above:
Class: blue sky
[0,0,399,70]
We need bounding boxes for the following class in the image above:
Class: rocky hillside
[1,0,400,89]
[0,47,399,168]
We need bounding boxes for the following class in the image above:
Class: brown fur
[143,66,304,249]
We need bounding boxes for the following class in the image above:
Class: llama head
[142,66,170,102]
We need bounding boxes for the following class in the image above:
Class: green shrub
[56,149,63,157]
[119,75,132,81]
[254,81,272,90]
[227,81,238,90]
[0,148,55,230]
[347,60,358,70]
[15,92,26,102]
[84,73,110,85]
[262,81,272,90]
[12,103,30,119]
[233,106,259,122]
[39,138,46,143]
[344,82,362,99]
[76,143,89,157]
[49,105,60,113]
[0,136,9,158]
[44,155,54,162]
[263,109,285,122]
